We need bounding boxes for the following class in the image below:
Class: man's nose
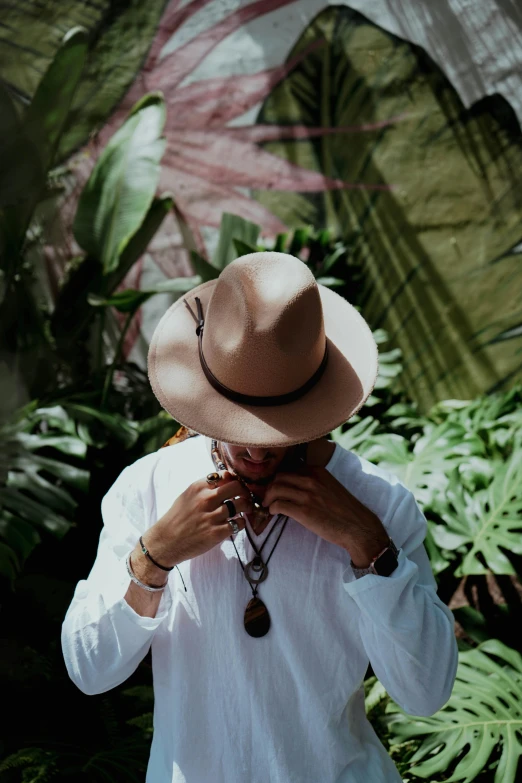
[246,448,269,462]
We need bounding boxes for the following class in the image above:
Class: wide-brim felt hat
[148,252,378,448]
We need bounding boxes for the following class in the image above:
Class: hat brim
[148,280,378,448]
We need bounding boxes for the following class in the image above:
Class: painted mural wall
[4,0,522,411]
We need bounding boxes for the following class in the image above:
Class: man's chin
[242,473,275,487]
[231,467,276,487]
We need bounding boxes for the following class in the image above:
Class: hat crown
[202,253,326,397]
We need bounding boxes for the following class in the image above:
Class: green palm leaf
[431,449,522,575]
[384,639,522,783]
[73,93,167,275]
[255,5,522,409]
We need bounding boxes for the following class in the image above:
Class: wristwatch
[351,537,400,578]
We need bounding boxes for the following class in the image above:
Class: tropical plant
[0,394,181,585]
[49,90,175,383]
[333,380,522,579]
[0,28,89,417]
[0,402,88,584]
[382,639,522,783]
[1,64,179,419]
[255,4,522,410]
[0,0,167,162]
[430,447,522,576]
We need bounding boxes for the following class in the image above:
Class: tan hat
[148,252,378,448]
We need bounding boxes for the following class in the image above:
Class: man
[62,252,458,783]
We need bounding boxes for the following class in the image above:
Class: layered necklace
[211,439,291,638]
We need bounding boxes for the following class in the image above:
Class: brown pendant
[244,597,271,637]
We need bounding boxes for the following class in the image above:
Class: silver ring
[228,518,240,535]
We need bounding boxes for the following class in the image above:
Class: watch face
[375,548,398,576]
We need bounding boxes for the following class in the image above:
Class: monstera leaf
[384,639,522,783]
[431,448,522,576]
[0,0,166,160]
[429,387,522,456]
[0,403,89,582]
[255,5,522,410]
[361,421,484,509]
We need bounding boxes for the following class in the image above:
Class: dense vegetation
[1,29,521,783]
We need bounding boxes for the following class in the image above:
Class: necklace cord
[212,440,290,599]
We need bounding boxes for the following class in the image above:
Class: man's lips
[241,457,272,473]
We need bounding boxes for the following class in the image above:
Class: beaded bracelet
[125,552,168,593]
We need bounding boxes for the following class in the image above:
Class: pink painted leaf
[159,168,287,234]
[165,130,393,191]
[165,39,325,126]
[144,0,214,72]
[149,0,300,93]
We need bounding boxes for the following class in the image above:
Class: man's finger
[264,484,305,508]
[268,500,300,518]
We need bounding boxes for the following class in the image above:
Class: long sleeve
[342,490,458,717]
[61,460,172,696]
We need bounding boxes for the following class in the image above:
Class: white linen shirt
[62,435,458,783]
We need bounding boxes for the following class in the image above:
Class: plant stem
[96,309,105,373]
[100,309,135,410]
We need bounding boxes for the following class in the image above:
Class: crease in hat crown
[194,252,327,398]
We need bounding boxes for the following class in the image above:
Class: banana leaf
[255,5,522,410]
[384,639,522,783]
[24,27,88,175]
[0,83,42,211]
[88,275,201,314]
[51,195,173,360]
[73,93,166,275]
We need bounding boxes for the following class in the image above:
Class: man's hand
[145,471,252,568]
[263,466,390,567]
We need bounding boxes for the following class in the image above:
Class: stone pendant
[244,597,271,637]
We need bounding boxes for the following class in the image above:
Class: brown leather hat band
[184,297,329,407]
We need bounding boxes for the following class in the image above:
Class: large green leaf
[73,93,166,274]
[88,275,201,314]
[361,421,484,509]
[24,27,88,173]
[0,0,166,161]
[51,195,173,361]
[384,639,522,783]
[0,404,89,582]
[429,387,522,457]
[212,213,260,271]
[431,449,522,576]
[255,6,522,409]
[0,83,42,210]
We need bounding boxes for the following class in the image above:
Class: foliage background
[1,1,522,782]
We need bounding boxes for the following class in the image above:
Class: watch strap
[351,537,399,578]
